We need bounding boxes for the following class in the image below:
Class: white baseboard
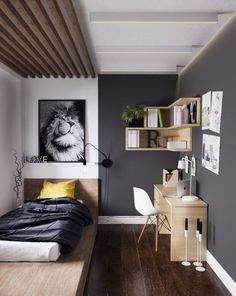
[207,251,236,296]
[99,216,151,224]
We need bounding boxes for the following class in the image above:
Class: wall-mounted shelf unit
[125,97,200,152]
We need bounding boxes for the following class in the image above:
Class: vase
[128,118,144,127]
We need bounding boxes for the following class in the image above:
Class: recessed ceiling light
[90,12,218,24]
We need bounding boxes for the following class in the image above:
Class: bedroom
[0,0,235,295]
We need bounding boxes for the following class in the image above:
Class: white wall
[22,78,98,179]
[0,69,22,215]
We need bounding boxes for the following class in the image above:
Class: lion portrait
[39,101,85,162]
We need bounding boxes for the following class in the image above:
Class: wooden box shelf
[125,97,200,152]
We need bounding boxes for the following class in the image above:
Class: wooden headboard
[24,179,99,216]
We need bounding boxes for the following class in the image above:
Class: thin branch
[12,149,24,201]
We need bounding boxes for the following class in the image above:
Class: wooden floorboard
[133,224,166,295]
[121,225,147,296]
[84,225,231,296]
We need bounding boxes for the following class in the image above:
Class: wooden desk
[154,184,208,261]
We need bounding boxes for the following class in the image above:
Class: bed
[0,178,98,296]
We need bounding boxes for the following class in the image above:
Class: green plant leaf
[121,104,145,123]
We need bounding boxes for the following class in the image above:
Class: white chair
[133,187,171,252]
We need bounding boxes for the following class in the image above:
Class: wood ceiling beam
[0,0,95,78]
[0,54,27,78]
[59,0,96,78]
[0,1,58,77]
[0,17,51,78]
[0,46,35,78]
[42,0,87,77]
[0,37,42,78]
[0,27,49,78]
[0,51,29,78]
[25,0,79,78]
[11,0,70,78]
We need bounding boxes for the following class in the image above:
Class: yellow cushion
[38,180,76,199]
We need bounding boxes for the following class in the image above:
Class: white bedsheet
[0,240,61,262]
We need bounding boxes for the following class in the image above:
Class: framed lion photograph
[39,100,85,162]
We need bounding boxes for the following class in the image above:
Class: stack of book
[146,108,163,128]
[127,130,140,148]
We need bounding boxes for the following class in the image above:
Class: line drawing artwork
[202,134,220,175]
[201,91,223,133]
[210,91,223,134]
[202,91,212,130]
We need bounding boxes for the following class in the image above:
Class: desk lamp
[178,155,198,202]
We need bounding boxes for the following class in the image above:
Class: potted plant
[121,104,145,127]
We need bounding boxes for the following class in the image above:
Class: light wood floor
[84,224,230,296]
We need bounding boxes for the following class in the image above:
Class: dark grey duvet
[0,197,93,253]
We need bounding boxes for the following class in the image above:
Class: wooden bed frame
[0,178,98,296]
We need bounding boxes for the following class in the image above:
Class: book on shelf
[170,107,174,126]
[147,108,158,128]
[189,101,197,124]
[174,106,182,126]
[170,105,183,126]
[127,130,140,148]
[158,109,163,128]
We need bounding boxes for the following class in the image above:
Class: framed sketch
[39,100,85,162]
[202,91,211,130]
[210,91,223,133]
[202,91,223,133]
[202,134,220,175]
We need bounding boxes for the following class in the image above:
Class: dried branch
[13,149,24,201]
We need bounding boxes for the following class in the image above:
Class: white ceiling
[74,0,236,74]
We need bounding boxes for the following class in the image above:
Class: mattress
[0,240,60,262]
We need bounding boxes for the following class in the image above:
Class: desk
[154,184,208,261]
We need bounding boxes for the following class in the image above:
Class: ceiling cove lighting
[180,13,236,75]
[90,12,218,24]
[100,66,178,74]
[96,45,194,54]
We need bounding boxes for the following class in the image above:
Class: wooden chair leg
[165,215,171,231]
[155,215,159,252]
[158,215,171,232]
[137,216,149,243]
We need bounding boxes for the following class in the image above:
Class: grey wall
[178,15,236,281]
[99,75,178,216]
[0,69,22,215]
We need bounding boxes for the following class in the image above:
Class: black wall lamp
[83,143,113,169]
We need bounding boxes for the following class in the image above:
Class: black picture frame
[39,100,85,162]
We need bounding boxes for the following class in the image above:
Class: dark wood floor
[84,225,230,296]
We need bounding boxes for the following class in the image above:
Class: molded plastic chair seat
[133,187,171,252]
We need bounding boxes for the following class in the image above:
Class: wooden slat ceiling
[0,0,96,78]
